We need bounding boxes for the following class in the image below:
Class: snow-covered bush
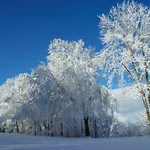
[108,117,150,137]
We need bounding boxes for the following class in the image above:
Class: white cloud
[111,88,145,124]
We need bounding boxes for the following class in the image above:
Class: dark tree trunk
[84,117,90,136]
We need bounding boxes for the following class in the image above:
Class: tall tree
[0,39,117,137]
[96,0,150,123]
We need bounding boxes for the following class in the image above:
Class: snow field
[0,133,150,150]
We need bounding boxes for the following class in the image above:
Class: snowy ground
[0,133,150,150]
[0,89,148,150]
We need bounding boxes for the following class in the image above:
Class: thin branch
[107,51,137,84]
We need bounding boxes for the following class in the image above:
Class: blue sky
[0,0,150,88]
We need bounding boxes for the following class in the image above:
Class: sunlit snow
[0,133,150,150]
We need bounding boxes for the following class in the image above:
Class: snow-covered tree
[0,73,37,133]
[96,0,150,124]
[0,39,117,138]
[47,38,96,82]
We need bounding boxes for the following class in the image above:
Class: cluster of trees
[0,39,118,137]
[0,0,150,137]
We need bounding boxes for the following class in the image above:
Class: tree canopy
[0,39,117,137]
[96,0,150,124]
